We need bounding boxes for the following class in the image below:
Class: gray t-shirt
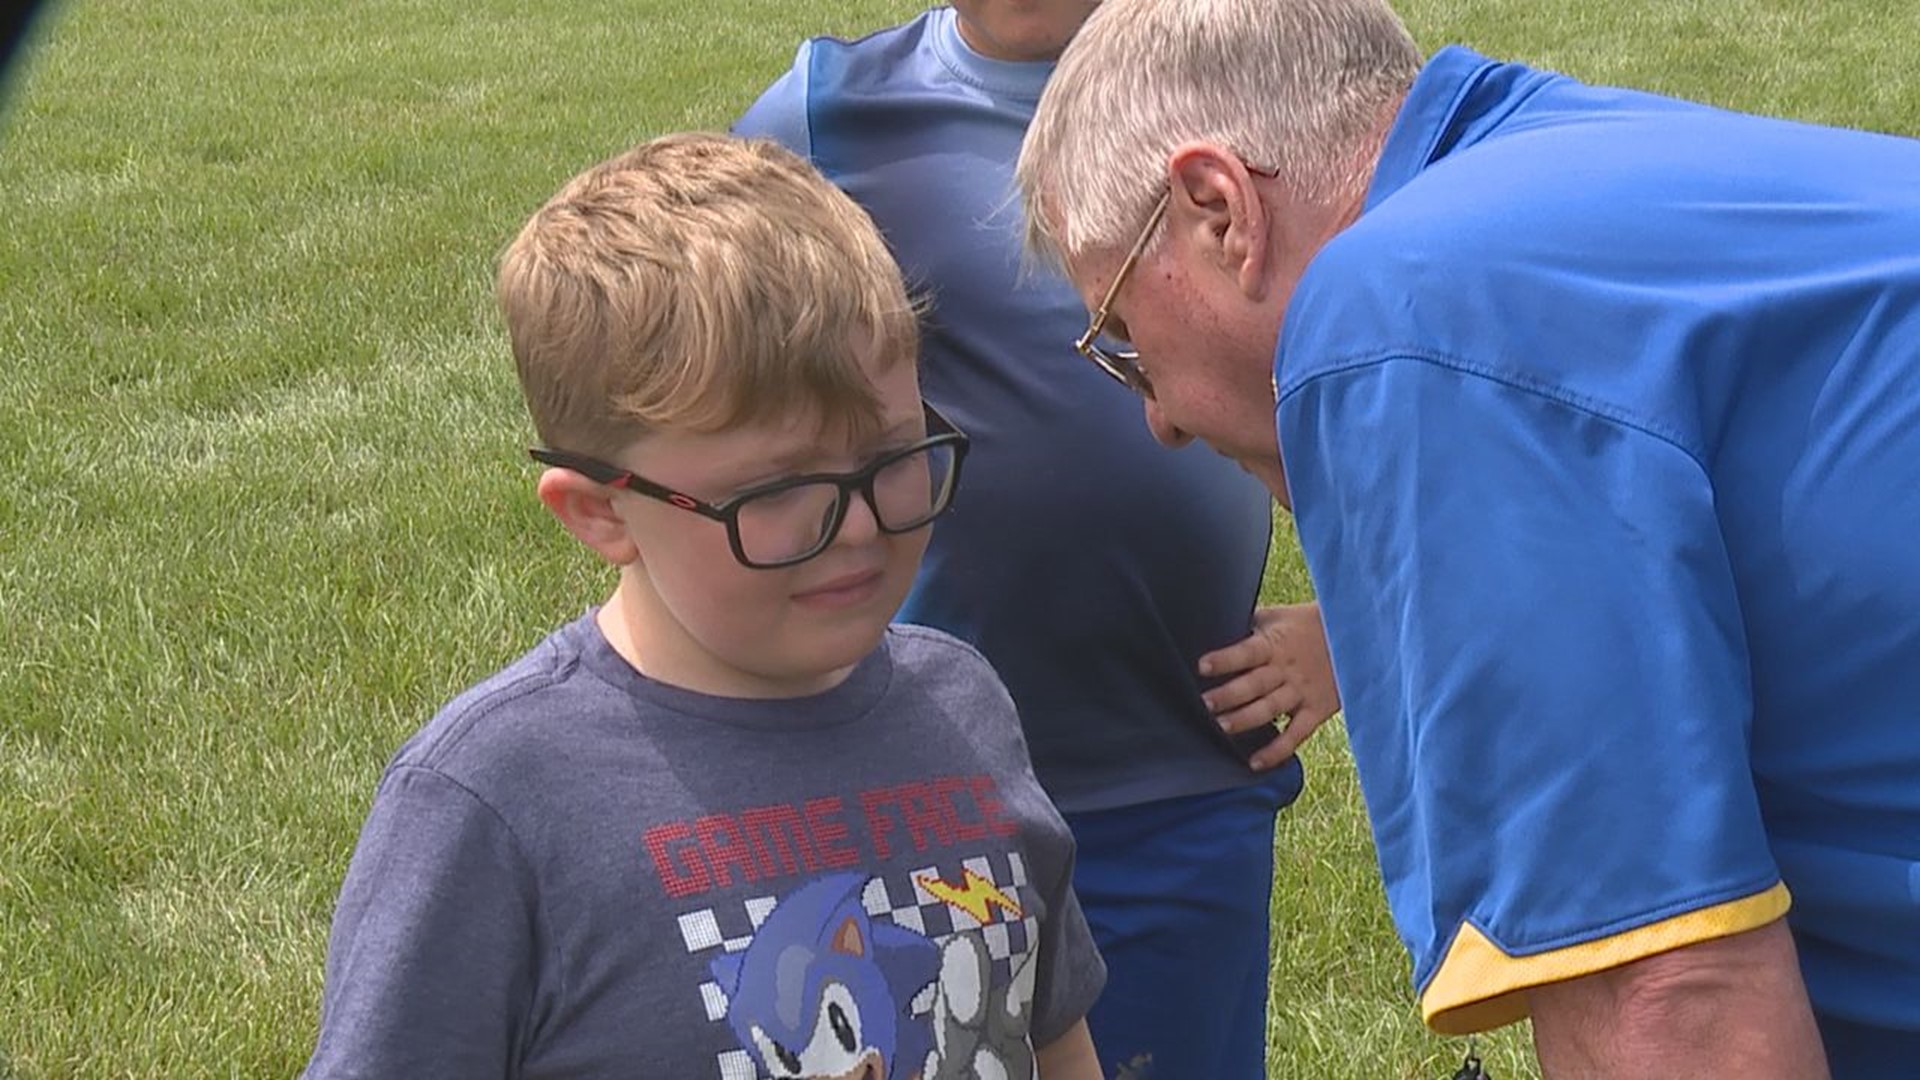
[305,615,1105,1079]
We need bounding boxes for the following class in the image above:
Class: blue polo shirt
[737,9,1291,813]
[1278,45,1920,1057]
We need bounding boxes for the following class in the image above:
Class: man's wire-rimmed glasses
[1073,190,1171,398]
[1072,163,1279,398]
[529,403,969,569]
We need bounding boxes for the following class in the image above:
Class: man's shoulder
[1280,199,1501,390]
[1284,129,1664,390]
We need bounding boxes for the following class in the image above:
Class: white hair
[1016,0,1421,267]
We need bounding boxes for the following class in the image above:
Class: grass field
[2,1,1915,1077]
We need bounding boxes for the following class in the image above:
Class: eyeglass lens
[733,442,960,566]
[1083,338,1150,396]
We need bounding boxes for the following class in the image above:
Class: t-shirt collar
[569,611,896,731]
[929,6,1054,103]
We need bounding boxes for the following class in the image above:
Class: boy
[304,133,1105,1079]
[736,4,1341,1075]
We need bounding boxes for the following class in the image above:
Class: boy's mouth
[792,567,886,608]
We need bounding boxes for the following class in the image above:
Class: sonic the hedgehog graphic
[710,873,941,1080]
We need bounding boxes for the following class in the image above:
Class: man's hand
[1196,601,1340,770]
[1528,919,1829,1079]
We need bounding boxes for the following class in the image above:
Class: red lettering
[935,775,988,842]
[642,822,712,899]
[864,778,1011,856]
[860,789,898,859]
[740,804,812,877]
[971,775,1018,837]
[804,797,859,869]
[695,814,758,888]
[899,780,954,851]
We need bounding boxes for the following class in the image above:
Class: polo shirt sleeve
[1279,355,1788,1034]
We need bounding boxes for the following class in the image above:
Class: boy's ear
[537,468,641,566]
[1167,142,1270,300]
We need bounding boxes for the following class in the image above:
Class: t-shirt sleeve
[731,40,814,156]
[1280,356,1787,1034]
[303,765,539,1078]
[1027,846,1106,1047]
[956,647,1108,1045]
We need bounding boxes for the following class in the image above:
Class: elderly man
[1015,0,1920,1077]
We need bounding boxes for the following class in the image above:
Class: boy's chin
[803,620,892,671]
[742,620,891,695]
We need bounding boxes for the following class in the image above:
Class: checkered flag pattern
[679,851,1038,1079]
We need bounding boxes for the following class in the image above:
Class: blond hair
[498,133,917,457]
[1016,0,1421,267]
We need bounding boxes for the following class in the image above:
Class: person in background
[1,0,50,105]
[739,4,1342,1076]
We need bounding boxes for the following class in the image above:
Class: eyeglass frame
[1072,162,1281,398]
[1074,190,1170,397]
[528,402,970,570]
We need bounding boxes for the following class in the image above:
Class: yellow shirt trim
[1420,881,1792,1035]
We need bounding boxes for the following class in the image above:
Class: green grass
[2,1,1914,1076]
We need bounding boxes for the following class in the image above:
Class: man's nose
[1143,397,1194,449]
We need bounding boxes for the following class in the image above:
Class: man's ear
[1167,143,1271,300]
[537,467,641,567]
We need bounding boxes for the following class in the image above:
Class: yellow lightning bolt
[917,868,1024,924]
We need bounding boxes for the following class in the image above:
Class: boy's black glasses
[529,403,969,570]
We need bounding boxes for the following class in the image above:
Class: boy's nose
[833,490,884,546]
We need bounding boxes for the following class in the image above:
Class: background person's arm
[1198,600,1341,770]
[1528,920,1828,1078]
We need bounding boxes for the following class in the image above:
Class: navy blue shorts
[1064,766,1303,1079]
[1817,1011,1920,1079]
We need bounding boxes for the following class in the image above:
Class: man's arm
[1528,920,1828,1079]
[1283,360,1804,1044]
